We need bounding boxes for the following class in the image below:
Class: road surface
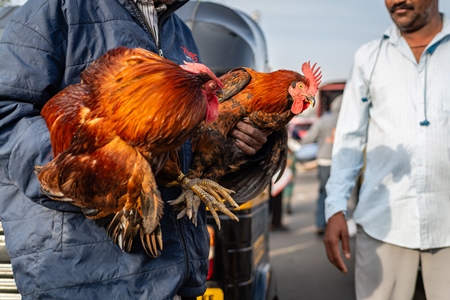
[268,166,426,300]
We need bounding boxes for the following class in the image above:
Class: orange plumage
[35,46,223,257]
[168,63,322,223]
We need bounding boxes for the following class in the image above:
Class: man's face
[384,0,437,33]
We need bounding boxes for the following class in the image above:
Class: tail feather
[106,208,139,252]
[122,212,140,253]
[105,206,162,257]
[140,171,164,234]
[140,225,163,258]
[39,186,73,202]
[34,165,43,175]
[35,164,73,201]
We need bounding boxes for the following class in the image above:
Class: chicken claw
[168,175,239,229]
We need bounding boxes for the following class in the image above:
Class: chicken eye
[208,81,217,90]
[297,83,304,89]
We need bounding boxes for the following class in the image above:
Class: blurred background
[4,0,450,84]
[1,1,447,299]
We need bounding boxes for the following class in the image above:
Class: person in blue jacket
[0,1,268,299]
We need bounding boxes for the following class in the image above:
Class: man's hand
[323,212,351,273]
[231,117,270,155]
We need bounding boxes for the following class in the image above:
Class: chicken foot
[168,174,239,229]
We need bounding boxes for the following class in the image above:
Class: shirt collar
[133,0,168,12]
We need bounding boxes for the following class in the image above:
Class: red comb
[301,62,322,94]
[180,61,223,87]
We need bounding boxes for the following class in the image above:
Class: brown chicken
[167,62,322,227]
[34,46,223,257]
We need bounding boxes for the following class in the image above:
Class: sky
[8,0,450,84]
[210,0,450,84]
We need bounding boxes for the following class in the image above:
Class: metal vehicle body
[315,81,346,117]
[177,2,276,299]
[177,1,269,77]
[203,192,274,300]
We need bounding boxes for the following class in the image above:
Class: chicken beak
[216,89,224,102]
[306,96,316,108]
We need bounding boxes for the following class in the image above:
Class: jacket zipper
[154,1,194,276]
[177,143,190,282]
[129,0,164,56]
[128,0,190,279]
[176,209,191,282]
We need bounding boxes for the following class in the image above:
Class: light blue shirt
[325,14,450,250]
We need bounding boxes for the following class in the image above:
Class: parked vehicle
[315,81,346,117]
[177,1,269,77]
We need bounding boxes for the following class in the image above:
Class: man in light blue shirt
[323,0,450,298]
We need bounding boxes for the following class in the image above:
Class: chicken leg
[168,173,239,229]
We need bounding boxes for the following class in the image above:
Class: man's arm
[323,47,371,273]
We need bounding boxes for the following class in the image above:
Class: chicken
[167,62,322,227]
[34,46,223,257]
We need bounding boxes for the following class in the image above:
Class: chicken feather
[168,63,322,223]
[35,46,222,257]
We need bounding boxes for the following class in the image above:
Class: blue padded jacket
[0,0,210,299]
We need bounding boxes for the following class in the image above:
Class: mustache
[389,3,414,13]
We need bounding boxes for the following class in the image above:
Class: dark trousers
[269,190,283,227]
[316,165,330,229]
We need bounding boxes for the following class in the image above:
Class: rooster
[34,46,223,257]
[167,62,322,227]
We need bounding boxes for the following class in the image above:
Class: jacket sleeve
[0,6,81,214]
